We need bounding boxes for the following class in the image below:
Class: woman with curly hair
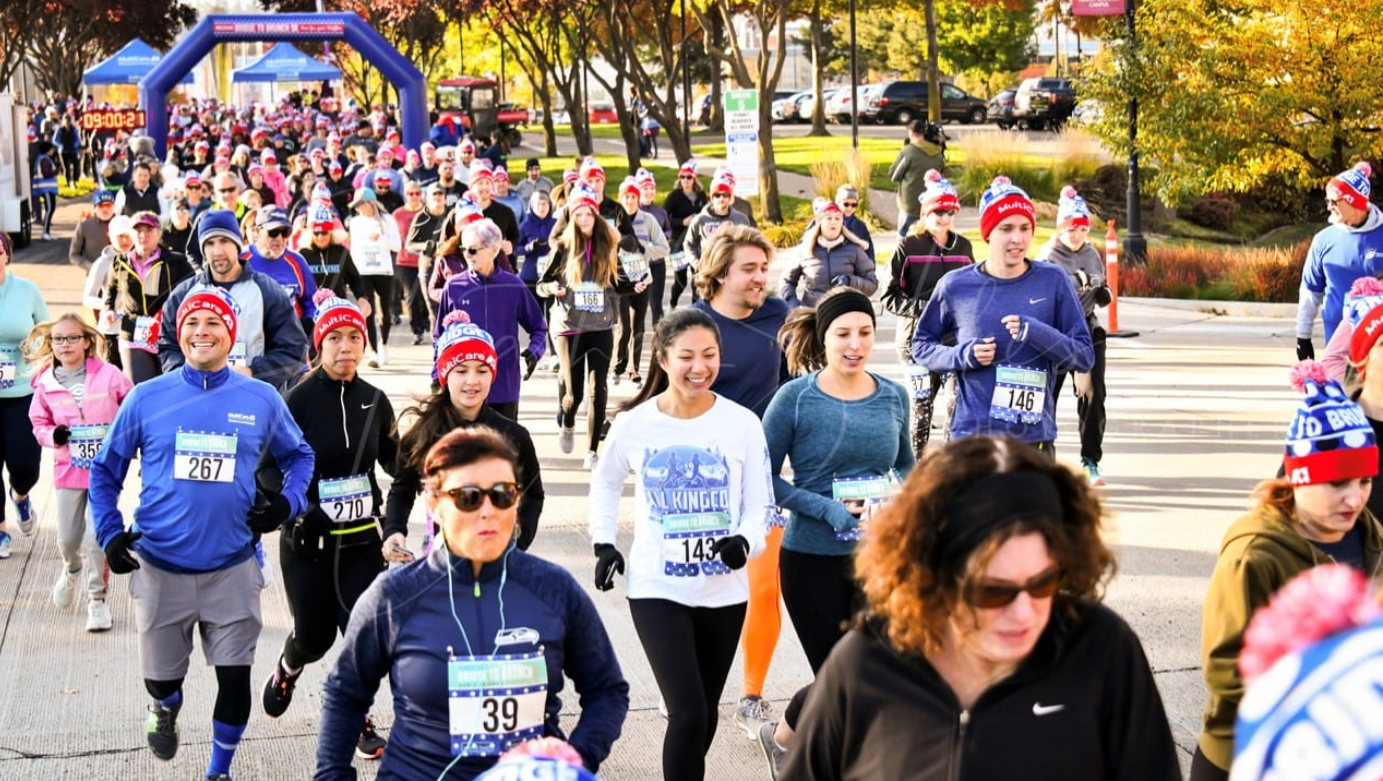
[778,435,1178,781]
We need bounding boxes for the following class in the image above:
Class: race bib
[68,423,109,469]
[227,341,248,369]
[173,431,238,483]
[662,511,732,577]
[573,282,605,313]
[619,250,649,282]
[356,245,392,274]
[989,365,1048,426]
[832,476,893,542]
[131,315,158,353]
[319,474,371,521]
[670,251,690,272]
[535,253,552,278]
[448,652,548,757]
[905,364,931,400]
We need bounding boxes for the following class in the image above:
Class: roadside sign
[724,89,759,197]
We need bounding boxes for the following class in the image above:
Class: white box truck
[0,93,31,248]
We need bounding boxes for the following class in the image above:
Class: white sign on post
[724,89,760,197]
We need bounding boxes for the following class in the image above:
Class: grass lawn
[693,135,904,186]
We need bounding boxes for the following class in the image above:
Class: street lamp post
[1124,0,1146,262]
[681,0,691,143]
[848,0,858,149]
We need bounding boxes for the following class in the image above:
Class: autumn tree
[1082,0,1383,202]
[26,0,196,99]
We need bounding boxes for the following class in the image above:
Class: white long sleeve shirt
[589,395,773,607]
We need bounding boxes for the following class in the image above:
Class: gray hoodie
[1036,237,1107,322]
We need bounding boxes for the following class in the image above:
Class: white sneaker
[41,232,52,241]
[658,696,668,719]
[86,599,113,632]
[733,696,776,739]
[366,351,380,369]
[52,567,79,610]
[378,345,390,366]
[582,452,599,470]
[558,427,575,454]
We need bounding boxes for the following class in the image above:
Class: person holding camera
[888,119,947,237]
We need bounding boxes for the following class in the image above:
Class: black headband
[933,470,1065,570]
[814,290,876,345]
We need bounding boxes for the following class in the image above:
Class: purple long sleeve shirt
[434,267,548,404]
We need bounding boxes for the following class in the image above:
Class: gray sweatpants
[55,488,106,600]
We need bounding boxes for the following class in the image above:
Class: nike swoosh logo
[361,403,375,409]
[1032,702,1065,716]
[1029,297,1046,305]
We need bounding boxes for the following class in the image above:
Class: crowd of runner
[7,91,1383,781]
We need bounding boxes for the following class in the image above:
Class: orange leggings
[741,523,784,697]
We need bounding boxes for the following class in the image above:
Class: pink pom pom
[311,288,336,307]
[1357,161,1373,179]
[992,175,1011,186]
[1289,359,1329,393]
[498,737,586,767]
[1061,186,1078,199]
[441,310,472,327]
[1350,276,1383,299]
[924,169,942,184]
[1239,564,1378,683]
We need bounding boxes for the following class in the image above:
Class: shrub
[950,133,1055,203]
[58,175,97,200]
[809,148,873,220]
[761,222,806,249]
[1049,129,1105,190]
[1188,192,1237,231]
[1119,239,1308,302]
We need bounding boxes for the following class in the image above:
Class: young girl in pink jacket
[26,313,133,632]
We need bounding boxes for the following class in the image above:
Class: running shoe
[582,452,599,470]
[629,371,642,385]
[378,345,391,366]
[367,351,380,369]
[262,659,301,718]
[356,716,387,760]
[413,333,427,346]
[145,701,181,760]
[559,427,575,455]
[612,373,621,386]
[11,491,34,536]
[1082,458,1107,487]
[756,721,785,780]
[205,774,232,781]
[86,599,112,632]
[658,696,667,719]
[733,696,776,740]
[0,531,11,559]
[52,567,79,610]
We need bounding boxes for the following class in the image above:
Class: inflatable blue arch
[139,13,427,158]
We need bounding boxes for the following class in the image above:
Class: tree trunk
[925,0,941,122]
[808,0,829,136]
[707,11,724,132]
[594,67,643,173]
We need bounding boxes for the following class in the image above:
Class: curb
[1120,296,1296,319]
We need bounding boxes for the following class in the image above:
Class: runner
[259,291,398,761]
[0,233,49,550]
[683,170,752,304]
[1295,161,1383,358]
[537,184,647,469]
[347,188,401,368]
[90,284,314,780]
[638,170,674,326]
[911,176,1093,454]
[99,211,195,384]
[516,158,554,202]
[589,307,772,781]
[392,179,431,344]
[613,176,669,386]
[315,425,628,780]
[244,205,319,341]
[779,198,878,308]
[159,211,309,390]
[781,435,1178,781]
[26,314,132,629]
[300,201,370,312]
[69,189,117,270]
[881,170,974,457]
[493,168,527,224]
[834,185,874,261]
[1035,186,1114,485]
[689,226,791,737]
[386,312,546,552]
[1195,362,1383,781]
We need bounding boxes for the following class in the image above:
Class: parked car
[827,84,882,124]
[1013,77,1077,131]
[775,91,812,123]
[589,102,618,124]
[1072,99,1104,127]
[771,90,805,123]
[988,88,1017,130]
[797,88,838,124]
[865,80,989,125]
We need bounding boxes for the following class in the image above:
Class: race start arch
[139,13,427,158]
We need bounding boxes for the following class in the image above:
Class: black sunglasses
[463,246,487,256]
[312,230,331,236]
[841,201,859,208]
[218,187,237,194]
[932,209,958,217]
[439,483,520,512]
[679,175,695,180]
[965,566,1062,609]
[265,227,291,239]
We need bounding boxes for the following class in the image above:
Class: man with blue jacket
[158,210,308,390]
[90,283,314,781]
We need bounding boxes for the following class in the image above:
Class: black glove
[247,490,293,535]
[830,275,850,287]
[1093,285,1113,307]
[712,535,750,570]
[289,507,330,559]
[593,543,625,591]
[1072,270,1090,289]
[52,425,70,446]
[1297,337,1315,361]
[104,530,142,574]
[522,349,538,380]
[424,239,437,257]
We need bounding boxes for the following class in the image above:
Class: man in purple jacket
[433,217,547,421]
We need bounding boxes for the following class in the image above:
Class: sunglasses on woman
[438,483,520,512]
[463,246,489,256]
[965,566,1062,609]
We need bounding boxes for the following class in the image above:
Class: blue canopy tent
[84,39,194,85]
[232,42,340,83]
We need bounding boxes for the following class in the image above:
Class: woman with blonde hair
[778,198,878,309]
[26,313,133,630]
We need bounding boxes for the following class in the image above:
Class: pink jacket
[28,358,134,489]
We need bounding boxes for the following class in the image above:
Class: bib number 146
[1003,387,1038,412]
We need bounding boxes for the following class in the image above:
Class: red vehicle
[435,76,529,145]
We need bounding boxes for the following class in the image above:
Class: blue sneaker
[1082,458,1107,487]
[0,531,11,559]
[10,491,33,536]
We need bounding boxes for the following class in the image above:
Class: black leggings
[120,347,162,385]
[146,666,252,725]
[630,598,747,781]
[669,265,699,308]
[1189,747,1228,781]
[0,395,41,526]
[648,261,667,325]
[278,533,387,669]
[35,192,56,234]
[615,287,650,376]
[356,275,396,347]
[395,265,431,336]
[557,330,613,454]
[1052,326,1108,464]
[779,548,858,673]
